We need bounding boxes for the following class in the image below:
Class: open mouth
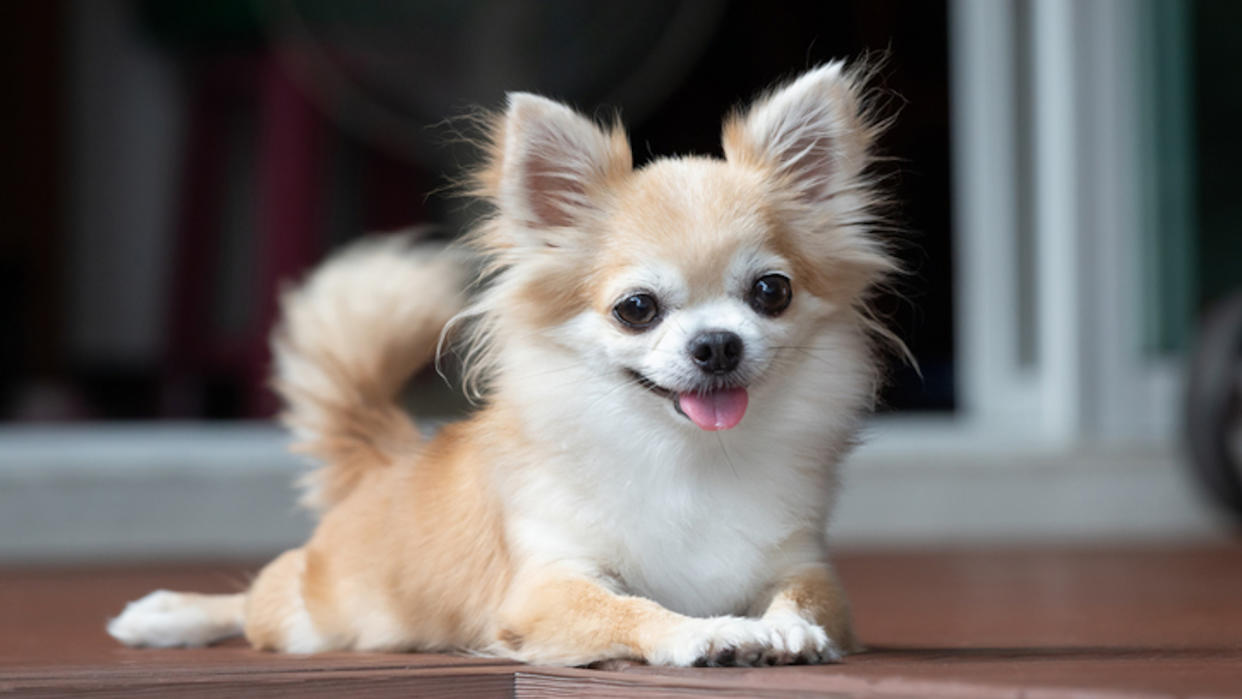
[625,369,750,431]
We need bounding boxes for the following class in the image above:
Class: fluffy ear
[726,64,896,302]
[490,93,632,233]
[723,62,873,206]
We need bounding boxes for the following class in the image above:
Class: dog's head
[466,63,894,434]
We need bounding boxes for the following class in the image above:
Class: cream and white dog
[109,62,896,667]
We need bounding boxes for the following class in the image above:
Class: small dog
[109,62,896,667]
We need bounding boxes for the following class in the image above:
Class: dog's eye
[613,293,660,329]
[748,274,792,316]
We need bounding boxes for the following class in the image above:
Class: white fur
[107,590,244,648]
[280,595,332,654]
[758,609,840,664]
[495,311,869,619]
[647,616,799,667]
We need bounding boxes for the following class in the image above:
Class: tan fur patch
[244,549,312,651]
[763,567,860,653]
[591,159,775,306]
[244,417,516,653]
[499,575,686,666]
[497,628,524,650]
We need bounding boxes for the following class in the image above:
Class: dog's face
[472,63,892,433]
[584,160,832,431]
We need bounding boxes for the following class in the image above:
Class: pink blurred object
[163,55,324,419]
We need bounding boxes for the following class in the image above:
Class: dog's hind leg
[242,547,336,653]
[108,590,245,648]
[106,548,333,652]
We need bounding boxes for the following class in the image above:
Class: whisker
[716,433,740,480]
[579,373,653,414]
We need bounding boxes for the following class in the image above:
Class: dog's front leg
[754,563,861,664]
[495,570,787,667]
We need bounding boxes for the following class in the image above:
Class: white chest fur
[501,378,850,618]
[497,324,867,618]
[603,444,823,617]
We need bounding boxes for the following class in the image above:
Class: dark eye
[613,293,660,329]
[749,274,793,316]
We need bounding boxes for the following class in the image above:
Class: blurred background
[1,0,1239,561]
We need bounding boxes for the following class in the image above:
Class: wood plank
[3,547,1242,697]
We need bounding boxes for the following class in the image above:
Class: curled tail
[272,234,470,511]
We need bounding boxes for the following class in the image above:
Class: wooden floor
[3,545,1241,697]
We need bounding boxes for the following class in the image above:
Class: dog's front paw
[643,613,845,667]
[758,611,841,665]
[648,616,775,667]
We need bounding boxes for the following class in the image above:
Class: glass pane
[4,0,955,421]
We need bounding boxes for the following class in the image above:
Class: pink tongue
[677,388,749,431]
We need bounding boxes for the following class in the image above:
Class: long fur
[108,62,900,668]
[270,233,470,510]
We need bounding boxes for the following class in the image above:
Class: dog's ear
[488,93,631,235]
[724,63,895,303]
[722,62,872,207]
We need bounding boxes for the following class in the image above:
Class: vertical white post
[1083,0,1139,441]
[1030,0,1086,443]
[916,0,1164,451]
[950,0,1041,439]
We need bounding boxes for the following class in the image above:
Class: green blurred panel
[1137,0,1196,356]
[1137,0,1242,355]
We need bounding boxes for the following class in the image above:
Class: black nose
[688,330,744,374]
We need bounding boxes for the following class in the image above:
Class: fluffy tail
[272,234,470,511]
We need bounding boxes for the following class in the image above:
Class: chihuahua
[109,61,896,667]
